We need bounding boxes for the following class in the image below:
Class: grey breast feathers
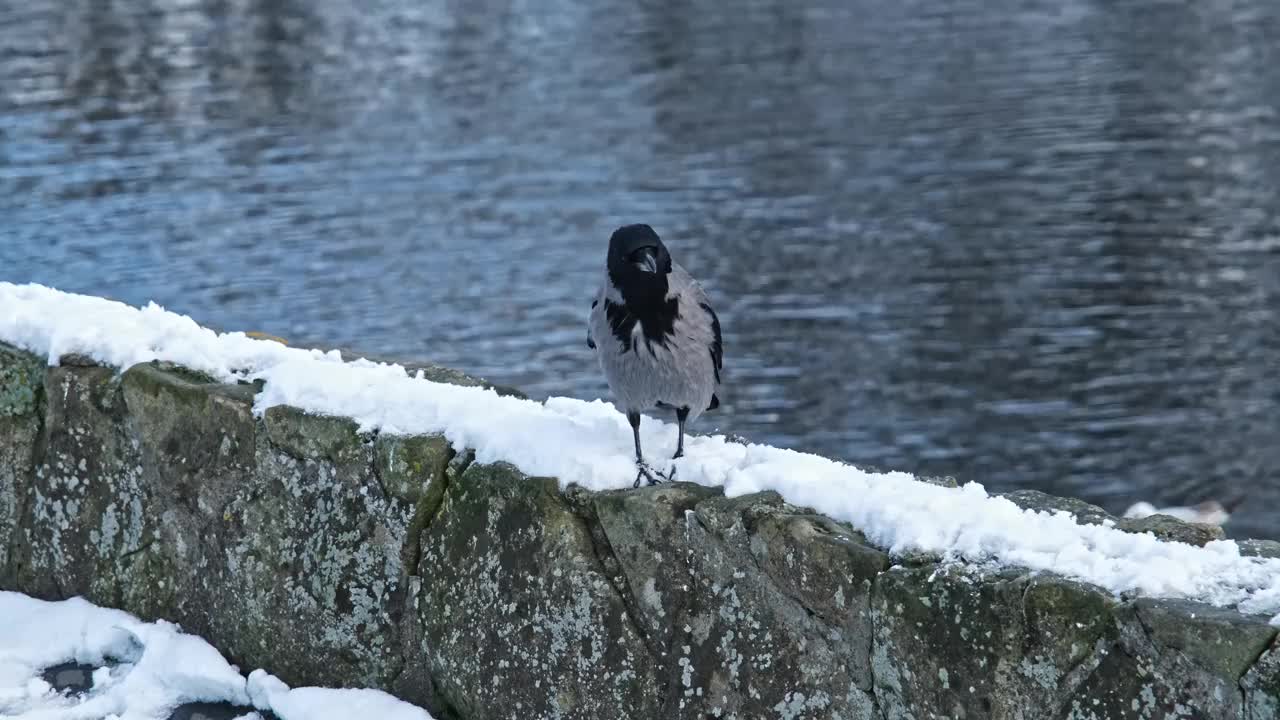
[588,265,722,418]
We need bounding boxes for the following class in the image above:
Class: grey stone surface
[415,462,661,720]
[999,488,1117,526]
[1239,539,1280,560]
[1065,601,1277,720]
[1116,513,1227,546]
[3,340,1279,720]
[1243,639,1280,720]
[0,343,43,585]
[872,565,1118,720]
[677,493,884,719]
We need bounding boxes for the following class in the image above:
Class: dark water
[3,0,1280,538]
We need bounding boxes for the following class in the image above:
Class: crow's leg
[664,406,690,481]
[673,407,689,459]
[630,411,667,488]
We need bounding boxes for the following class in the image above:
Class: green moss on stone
[1244,641,1280,719]
[590,482,723,656]
[1134,599,1278,681]
[380,433,454,577]
[264,405,365,464]
[873,565,1033,719]
[416,461,660,719]
[145,361,219,386]
[375,434,452,505]
[122,363,231,413]
[0,343,45,417]
[1021,574,1116,675]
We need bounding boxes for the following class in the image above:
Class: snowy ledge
[2,282,1280,718]
[2,282,1277,622]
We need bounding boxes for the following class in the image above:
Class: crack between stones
[119,539,157,562]
[565,493,662,668]
[867,568,894,720]
[688,499,885,715]
[1015,577,1114,718]
[1051,605,1156,719]
[688,499,852,632]
[10,376,52,590]
[400,446,455,582]
[1130,602,1158,647]
[388,447,472,720]
[1240,635,1278,695]
[1051,642,1124,720]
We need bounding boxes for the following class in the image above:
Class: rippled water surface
[4,0,1280,537]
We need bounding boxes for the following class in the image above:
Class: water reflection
[2,0,1279,538]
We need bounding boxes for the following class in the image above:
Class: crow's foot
[633,460,669,488]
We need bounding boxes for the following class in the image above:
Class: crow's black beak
[629,246,660,274]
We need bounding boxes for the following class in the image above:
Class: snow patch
[0,592,431,719]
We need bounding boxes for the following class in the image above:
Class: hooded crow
[587,224,723,487]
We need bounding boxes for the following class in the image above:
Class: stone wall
[1,341,1278,720]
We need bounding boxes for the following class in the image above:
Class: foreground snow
[2,282,1279,626]
[0,592,432,720]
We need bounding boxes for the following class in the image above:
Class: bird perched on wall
[587,224,723,487]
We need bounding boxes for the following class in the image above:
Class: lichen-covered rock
[1016,575,1119,707]
[416,462,661,720]
[587,484,890,719]
[872,565,1118,719]
[1135,600,1278,682]
[120,361,414,686]
[999,489,1117,526]
[669,492,881,719]
[13,363,159,604]
[873,565,1016,718]
[1238,539,1280,560]
[121,362,259,530]
[1116,514,1226,546]
[586,482,722,662]
[263,405,367,466]
[0,342,44,417]
[0,342,44,584]
[5,359,425,698]
[5,346,1280,720]
[216,404,416,691]
[747,511,890,694]
[1066,600,1278,720]
[1243,639,1280,720]
[374,433,452,506]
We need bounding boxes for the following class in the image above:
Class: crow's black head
[607,224,672,306]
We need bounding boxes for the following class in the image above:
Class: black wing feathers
[701,302,722,383]
[587,299,598,349]
[701,302,722,411]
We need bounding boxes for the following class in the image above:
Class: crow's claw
[633,460,669,488]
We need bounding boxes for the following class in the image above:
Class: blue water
[3,0,1280,538]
